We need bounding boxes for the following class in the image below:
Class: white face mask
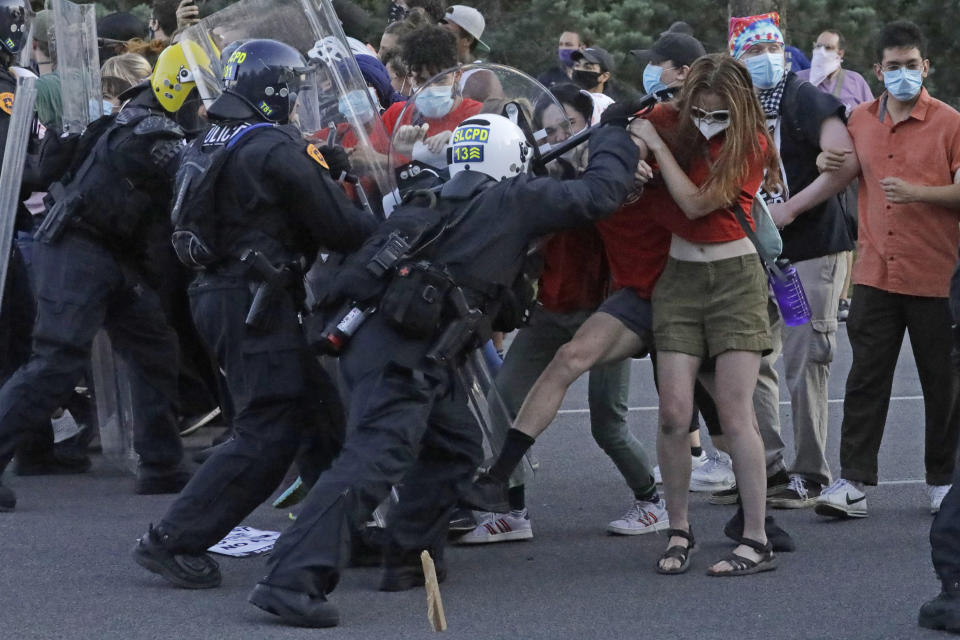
[691,115,730,140]
[809,47,841,86]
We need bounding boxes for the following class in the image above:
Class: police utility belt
[319,230,489,366]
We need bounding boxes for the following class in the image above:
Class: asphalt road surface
[0,323,950,640]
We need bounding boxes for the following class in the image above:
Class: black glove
[599,99,649,128]
[317,144,352,181]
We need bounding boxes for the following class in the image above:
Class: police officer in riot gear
[0,42,208,511]
[244,112,639,628]
[132,39,376,589]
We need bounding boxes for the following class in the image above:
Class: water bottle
[769,259,811,326]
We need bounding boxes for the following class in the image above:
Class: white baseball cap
[442,5,489,51]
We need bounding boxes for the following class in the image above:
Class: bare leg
[655,351,701,571]
[513,312,642,439]
[707,350,767,571]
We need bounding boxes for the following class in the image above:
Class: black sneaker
[837,298,850,322]
[920,583,960,632]
[134,463,192,495]
[723,506,796,552]
[379,546,447,592]
[768,475,822,509]
[248,583,339,628]
[459,473,510,513]
[132,524,221,589]
[708,469,791,505]
[0,480,15,512]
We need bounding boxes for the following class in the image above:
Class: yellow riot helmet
[151,40,217,113]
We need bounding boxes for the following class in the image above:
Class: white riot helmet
[447,114,532,181]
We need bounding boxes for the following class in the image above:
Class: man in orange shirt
[814,21,960,520]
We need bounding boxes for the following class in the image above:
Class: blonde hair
[101,53,153,88]
[667,53,782,206]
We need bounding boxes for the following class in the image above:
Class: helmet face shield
[388,63,566,192]
[0,0,27,55]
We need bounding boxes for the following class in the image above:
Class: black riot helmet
[210,39,309,124]
[0,0,27,56]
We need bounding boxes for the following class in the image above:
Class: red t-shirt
[595,195,673,300]
[643,104,767,244]
[381,97,483,137]
[538,227,610,313]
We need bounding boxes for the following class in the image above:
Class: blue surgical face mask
[337,88,379,124]
[417,85,455,119]
[642,63,668,94]
[744,51,785,89]
[883,67,923,102]
[558,48,576,68]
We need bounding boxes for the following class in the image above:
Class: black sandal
[656,528,696,575]
[707,536,777,577]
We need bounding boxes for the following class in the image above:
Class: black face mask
[572,69,602,90]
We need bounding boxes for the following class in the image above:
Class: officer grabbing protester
[242,100,640,627]
[133,39,376,590]
[0,41,211,510]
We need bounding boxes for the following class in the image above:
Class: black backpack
[170,121,277,269]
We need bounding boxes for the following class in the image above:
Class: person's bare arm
[769,116,859,227]
[631,118,726,219]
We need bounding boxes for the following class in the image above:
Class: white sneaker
[653,452,709,484]
[928,484,952,515]
[458,510,533,544]
[606,497,669,535]
[814,479,868,518]
[689,452,735,492]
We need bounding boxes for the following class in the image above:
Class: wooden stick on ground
[420,550,447,632]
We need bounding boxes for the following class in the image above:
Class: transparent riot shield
[90,332,138,472]
[459,349,536,481]
[184,0,395,217]
[52,0,100,135]
[386,63,570,206]
[0,75,36,306]
[178,25,223,107]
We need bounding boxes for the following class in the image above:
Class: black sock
[691,446,703,458]
[488,430,535,482]
[635,488,659,503]
[508,485,525,511]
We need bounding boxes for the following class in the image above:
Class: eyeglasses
[691,107,730,123]
[880,62,924,72]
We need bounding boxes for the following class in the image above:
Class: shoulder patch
[306,144,329,169]
[0,92,13,115]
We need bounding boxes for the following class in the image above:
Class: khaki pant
[781,253,848,486]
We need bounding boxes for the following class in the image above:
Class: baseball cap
[630,33,705,67]
[571,47,615,72]
[442,5,488,51]
[660,21,694,37]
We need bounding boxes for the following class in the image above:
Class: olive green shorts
[652,254,772,358]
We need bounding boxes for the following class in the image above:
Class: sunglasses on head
[691,107,730,123]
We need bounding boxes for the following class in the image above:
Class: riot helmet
[0,0,27,56]
[212,38,309,124]
[151,42,217,133]
[446,114,531,182]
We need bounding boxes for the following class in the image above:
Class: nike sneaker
[814,478,867,518]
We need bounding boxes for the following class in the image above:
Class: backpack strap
[732,200,785,280]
